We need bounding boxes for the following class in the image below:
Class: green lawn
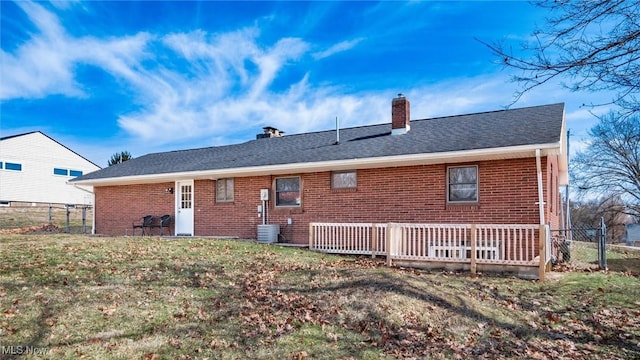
[1,234,639,359]
[568,241,640,274]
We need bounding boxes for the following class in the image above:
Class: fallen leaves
[0,223,62,234]
[1,236,638,359]
[97,303,118,317]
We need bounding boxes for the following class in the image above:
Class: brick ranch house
[71,96,568,245]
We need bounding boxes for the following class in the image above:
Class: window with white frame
[53,167,83,177]
[275,177,301,207]
[4,162,22,171]
[216,178,234,202]
[331,171,357,189]
[447,165,478,202]
[53,168,69,176]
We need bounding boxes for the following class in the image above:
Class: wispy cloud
[313,38,364,60]
[1,1,80,99]
[0,1,150,100]
[1,1,607,167]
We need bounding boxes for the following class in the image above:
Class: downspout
[535,149,545,225]
[565,129,571,232]
[72,183,96,235]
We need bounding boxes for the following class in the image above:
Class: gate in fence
[552,217,607,270]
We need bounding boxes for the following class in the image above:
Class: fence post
[65,205,71,233]
[599,217,607,270]
[470,224,477,276]
[48,204,53,223]
[539,224,546,281]
[82,206,87,234]
[309,223,315,250]
[371,224,377,259]
[386,223,393,267]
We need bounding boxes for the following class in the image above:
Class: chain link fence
[551,219,607,270]
[0,205,93,234]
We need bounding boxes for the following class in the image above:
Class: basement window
[331,171,357,189]
[216,178,234,202]
[447,165,478,203]
[275,177,301,207]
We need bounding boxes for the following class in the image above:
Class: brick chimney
[391,94,410,135]
[256,126,284,139]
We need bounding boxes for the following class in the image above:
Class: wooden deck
[309,222,552,280]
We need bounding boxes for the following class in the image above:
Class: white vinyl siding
[0,132,100,205]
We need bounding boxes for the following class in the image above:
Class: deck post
[386,223,393,267]
[371,224,377,259]
[470,224,477,276]
[538,224,546,281]
[309,223,315,250]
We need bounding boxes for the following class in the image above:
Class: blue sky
[1,1,613,167]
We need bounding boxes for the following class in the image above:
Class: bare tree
[482,0,640,113]
[571,112,640,219]
[108,151,133,167]
[570,196,630,243]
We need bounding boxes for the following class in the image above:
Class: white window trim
[53,168,69,176]
[3,162,22,171]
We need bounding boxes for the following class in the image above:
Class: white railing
[474,224,540,265]
[389,223,471,261]
[309,223,387,256]
[545,224,552,265]
[310,222,549,271]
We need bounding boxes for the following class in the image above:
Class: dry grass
[0,206,91,233]
[1,234,639,359]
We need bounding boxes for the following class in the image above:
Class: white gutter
[535,149,545,225]
[73,142,563,187]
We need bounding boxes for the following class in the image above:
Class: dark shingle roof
[73,103,564,182]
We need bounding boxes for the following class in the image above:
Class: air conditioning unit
[260,189,269,201]
[257,224,279,243]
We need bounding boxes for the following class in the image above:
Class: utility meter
[260,189,269,201]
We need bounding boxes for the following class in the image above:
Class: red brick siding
[193,178,271,238]
[94,157,560,243]
[94,182,175,236]
[545,154,562,229]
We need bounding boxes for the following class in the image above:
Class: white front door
[175,180,194,236]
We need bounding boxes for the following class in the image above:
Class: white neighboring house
[0,131,100,206]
